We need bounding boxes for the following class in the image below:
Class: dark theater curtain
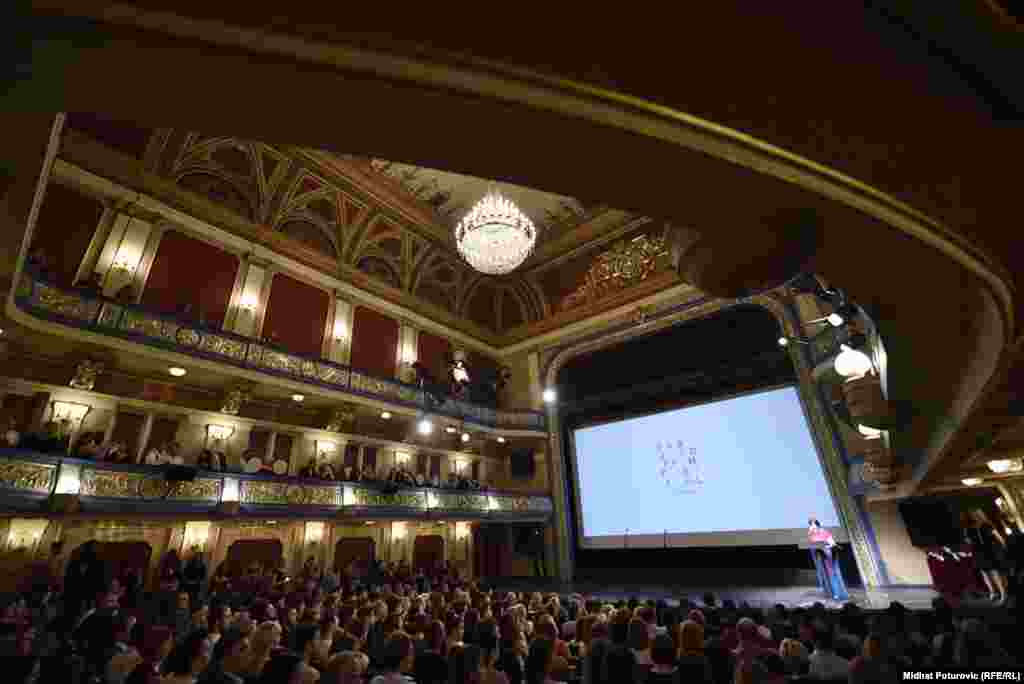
[112,412,146,457]
[97,541,153,583]
[417,331,451,382]
[274,434,294,470]
[227,539,283,574]
[363,446,377,473]
[144,417,180,454]
[30,183,104,288]
[474,525,509,579]
[350,306,398,379]
[141,231,239,328]
[430,454,441,479]
[262,274,329,356]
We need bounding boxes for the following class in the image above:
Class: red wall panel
[262,274,329,356]
[30,183,104,288]
[350,306,398,378]
[417,330,451,382]
[141,231,239,328]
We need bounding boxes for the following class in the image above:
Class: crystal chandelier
[455,188,537,275]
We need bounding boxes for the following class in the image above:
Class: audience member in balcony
[104,440,133,464]
[74,271,105,297]
[197,449,225,472]
[299,459,318,479]
[145,440,183,466]
[74,432,105,459]
[318,460,337,481]
[115,284,139,304]
[26,247,52,280]
[3,416,21,447]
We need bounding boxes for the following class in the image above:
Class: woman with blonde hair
[779,637,809,676]
[242,621,282,680]
[677,619,711,682]
[324,650,369,684]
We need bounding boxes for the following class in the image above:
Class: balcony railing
[14,274,546,432]
[0,448,553,521]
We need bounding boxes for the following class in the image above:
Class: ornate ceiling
[63,116,680,345]
[362,159,592,244]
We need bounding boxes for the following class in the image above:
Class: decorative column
[396,322,419,383]
[228,260,270,338]
[103,410,117,443]
[136,413,154,463]
[326,294,354,365]
[74,205,117,286]
[93,213,156,300]
[527,352,543,411]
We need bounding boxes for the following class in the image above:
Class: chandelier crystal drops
[455,188,537,275]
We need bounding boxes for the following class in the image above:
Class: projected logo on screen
[656,440,704,495]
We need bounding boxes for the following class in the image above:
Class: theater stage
[484,578,941,611]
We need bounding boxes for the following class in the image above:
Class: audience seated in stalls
[5,539,1018,684]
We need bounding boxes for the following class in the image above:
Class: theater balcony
[0,448,552,523]
[12,269,545,435]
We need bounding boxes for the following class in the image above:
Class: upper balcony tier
[14,272,546,434]
[0,448,553,522]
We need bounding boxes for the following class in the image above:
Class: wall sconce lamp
[207,424,235,443]
[455,521,471,541]
[834,344,874,380]
[238,294,259,315]
[332,320,348,343]
[394,451,411,467]
[305,521,326,545]
[542,388,557,404]
[417,417,434,435]
[392,521,407,540]
[987,458,1023,474]
[5,519,48,552]
[183,521,211,552]
[316,441,337,461]
[51,401,91,424]
[962,477,983,487]
[55,463,83,495]
[452,458,468,477]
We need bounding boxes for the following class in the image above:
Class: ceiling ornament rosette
[561,233,671,311]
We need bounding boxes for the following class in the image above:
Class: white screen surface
[572,386,844,548]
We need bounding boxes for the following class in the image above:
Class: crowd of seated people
[294,459,485,491]
[2,540,1021,684]
[4,427,491,492]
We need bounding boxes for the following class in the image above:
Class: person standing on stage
[807,518,850,603]
[960,509,1009,604]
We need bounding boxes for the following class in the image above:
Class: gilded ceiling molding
[56,8,1014,336]
[560,233,670,312]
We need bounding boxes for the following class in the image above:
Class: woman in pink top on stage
[808,517,850,602]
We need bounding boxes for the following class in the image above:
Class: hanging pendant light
[455,187,537,275]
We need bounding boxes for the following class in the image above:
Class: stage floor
[485,578,941,611]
